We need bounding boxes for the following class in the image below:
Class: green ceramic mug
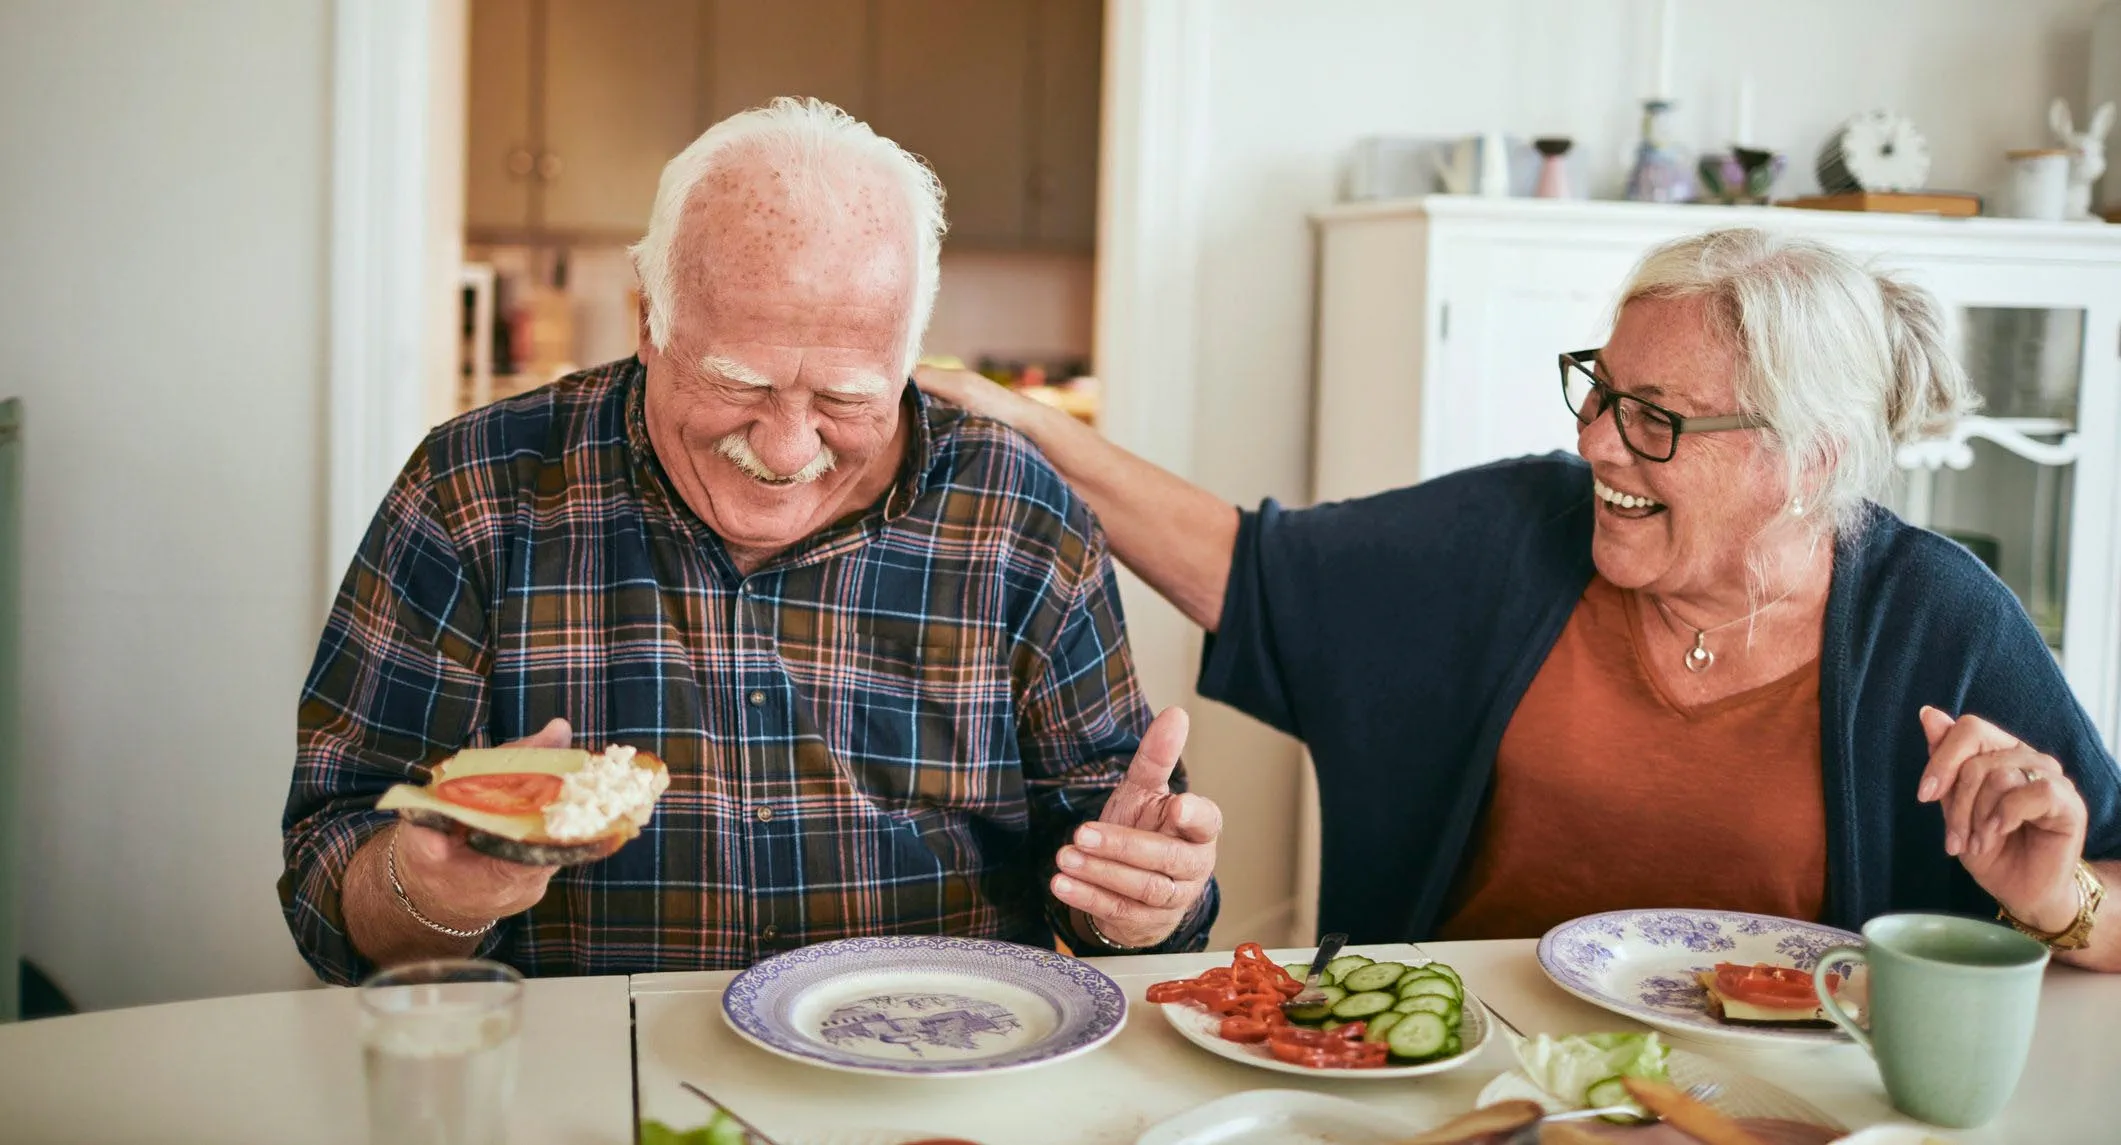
[1813,913,2050,1129]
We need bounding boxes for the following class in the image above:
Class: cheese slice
[375,746,667,845]
[1695,969,1848,1028]
[377,782,549,842]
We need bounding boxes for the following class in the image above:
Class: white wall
[1132,0,2112,946]
[0,0,333,1009]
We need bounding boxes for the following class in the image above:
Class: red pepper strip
[1218,1015,1274,1043]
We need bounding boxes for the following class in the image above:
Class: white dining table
[1,939,2111,1143]
[632,939,2121,1144]
[0,972,635,1144]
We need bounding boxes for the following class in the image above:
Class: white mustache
[713,433,837,486]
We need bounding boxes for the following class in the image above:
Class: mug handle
[1813,945,1871,1053]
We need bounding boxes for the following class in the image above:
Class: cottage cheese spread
[541,745,666,842]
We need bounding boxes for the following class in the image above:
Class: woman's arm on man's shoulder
[917,367,1238,631]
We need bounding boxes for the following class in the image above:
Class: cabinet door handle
[536,151,564,181]
[506,147,536,178]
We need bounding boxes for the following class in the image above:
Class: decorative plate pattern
[1157,959,1491,1079]
[1537,910,1863,1047]
[720,936,1126,1077]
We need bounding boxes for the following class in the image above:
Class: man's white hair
[627,97,947,377]
[1615,227,1977,532]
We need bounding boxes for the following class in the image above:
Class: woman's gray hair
[627,96,947,376]
[1616,228,1977,531]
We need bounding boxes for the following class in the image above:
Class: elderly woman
[920,227,2120,971]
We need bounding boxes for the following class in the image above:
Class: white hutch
[1310,195,2121,746]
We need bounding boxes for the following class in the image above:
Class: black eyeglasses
[1559,347,1767,462]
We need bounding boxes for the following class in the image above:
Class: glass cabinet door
[1890,306,2085,654]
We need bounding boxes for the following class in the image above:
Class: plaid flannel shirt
[279,358,1217,985]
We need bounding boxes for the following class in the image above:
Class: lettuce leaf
[1514,1031,1672,1114]
[639,1113,752,1145]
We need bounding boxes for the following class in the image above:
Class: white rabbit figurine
[2051,97,2115,221]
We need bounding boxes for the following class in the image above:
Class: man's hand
[348,718,572,966]
[390,717,572,928]
[1050,707,1221,949]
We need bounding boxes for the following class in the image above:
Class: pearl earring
[1790,498,1805,517]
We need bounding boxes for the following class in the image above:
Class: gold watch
[1997,860,2104,951]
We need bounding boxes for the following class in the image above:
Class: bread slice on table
[377,744,669,866]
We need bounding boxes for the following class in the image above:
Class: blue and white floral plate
[1536,909,1864,1048]
[720,935,1128,1077]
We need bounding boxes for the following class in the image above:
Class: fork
[1497,1082,1725,1145]
[1537,1081,1724,1124]
[1279,931,1350,1014]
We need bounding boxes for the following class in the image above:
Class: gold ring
[2021,767,2044,785]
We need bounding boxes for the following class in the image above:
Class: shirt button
[746,690,765,706]
[755,805,774,822]
[761,925,779,941]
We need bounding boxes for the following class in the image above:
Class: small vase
[1625,99,1695,203]
[1534,137,1573,199]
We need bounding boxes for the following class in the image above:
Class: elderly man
[279,97,1221,983]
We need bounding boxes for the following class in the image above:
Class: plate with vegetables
[1476,1031,1844,1136]
[1149,943,1489,1077]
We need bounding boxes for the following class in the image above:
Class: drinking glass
[360,958,524,1145]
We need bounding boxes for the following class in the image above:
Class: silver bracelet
[1084,911,1148,954]
[386,828,497,940]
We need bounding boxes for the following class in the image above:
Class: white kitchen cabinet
[1310,195,2121,743]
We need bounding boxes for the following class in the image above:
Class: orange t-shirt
[1436,575,1827,941]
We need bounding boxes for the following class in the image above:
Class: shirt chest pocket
[788,626,1019,817]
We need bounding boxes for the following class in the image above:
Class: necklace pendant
[1685,632,1714,673]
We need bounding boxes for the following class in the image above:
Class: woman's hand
[1918,706,2089,933]
[913,365,1043,427]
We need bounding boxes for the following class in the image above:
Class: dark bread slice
[395,807,631,867]
[1695,969,1835,1029]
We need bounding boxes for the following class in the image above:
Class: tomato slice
[434,772,564,815]
[1714,961,1826,1006]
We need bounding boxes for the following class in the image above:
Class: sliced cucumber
[1418,961,1463,989]
[1340,961,1407,993]
[1392,993,1458,1021]
[1322,954,1375,982]
[1281,963,1310,982]
[1320,1018,1351,1032]
[1328,990,1397,1020]
[1385,1010,1450,1060]
[1362,1011,1404,1044]
[1397,975,1462,1003]
[1282,984,1345,1023]
[1442,1033,1462,1057]
[1585,1076,1636,1121]
[1395,971,1445,996]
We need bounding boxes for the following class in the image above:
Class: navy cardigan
[1200,454,2121,944]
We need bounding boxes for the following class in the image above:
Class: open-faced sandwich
[1697,961,1854,1029]
[378,743,670,866]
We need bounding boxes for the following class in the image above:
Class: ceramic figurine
[2050,97,2115,221]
